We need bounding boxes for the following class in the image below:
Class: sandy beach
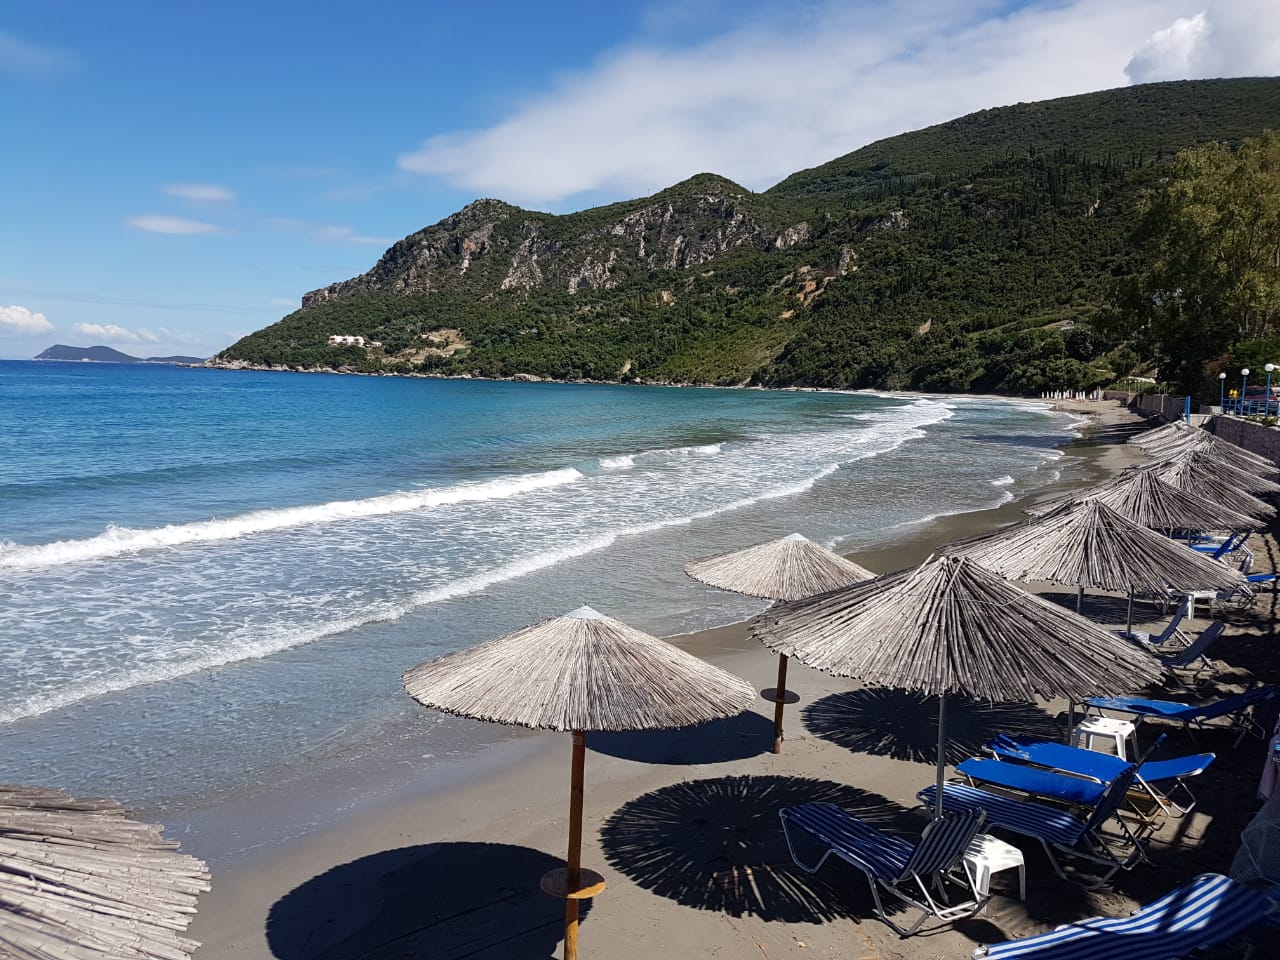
[186,399,1280,959]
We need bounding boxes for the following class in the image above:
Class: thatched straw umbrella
[402,606,755,960]
[1152,448,1280,500]
[0,784,210,960]
[1029,468,1261,532]
[685,533,875,753]
[948,499,1247,636]
[1142,429,1278,476]
[1129,420,1190,450]
[751,555,1164,817]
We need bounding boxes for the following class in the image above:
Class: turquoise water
[0,360,1081,835]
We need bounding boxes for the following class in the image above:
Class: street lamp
[1242,368,1251,414]
[1220,371,1227,411]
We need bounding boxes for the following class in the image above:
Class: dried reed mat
[947,499,1247,594]
[1152,448,1280,499]
[1142,428,1278,475]
[0,784,210,960]
[403,606,755,732]
[1028,467,1262,530]
[684,533,875,602]
[750,554,1164,702]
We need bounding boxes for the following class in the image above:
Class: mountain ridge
[217,78,1280,393]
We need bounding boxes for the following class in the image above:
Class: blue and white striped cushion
[978,873,1270,960]
[780,802,912,883]
[902,809,984,877]
[917,783,1083,847]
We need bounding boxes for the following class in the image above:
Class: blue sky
[2,0,1275,359]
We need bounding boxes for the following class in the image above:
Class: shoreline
[186,399,1152,958]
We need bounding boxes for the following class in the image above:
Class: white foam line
[0,468,584,572]
[0,464,841,723]
[887,489,1017,533]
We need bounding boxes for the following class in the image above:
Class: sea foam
[0,467,583,572]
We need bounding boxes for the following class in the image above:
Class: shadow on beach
[588,709,774,765]
[1038,591,1156,625]
[267,841,582,960]
[802,688,1061,766]
[599,774,918,922]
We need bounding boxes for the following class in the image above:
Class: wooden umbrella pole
[1076,584,1084,613]
[934,692,948,819]
[772,654,789,754]
[564,730,586,960]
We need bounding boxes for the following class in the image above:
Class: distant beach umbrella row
[1156,449,1280,498]
[949,499,1246,598]
[0,785,209,960]
[1131,423,1278,476]
[1029,466,1264,531]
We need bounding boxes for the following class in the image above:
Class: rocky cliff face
[300,179,799,308]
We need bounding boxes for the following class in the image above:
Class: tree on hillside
[1110,132,1280,390]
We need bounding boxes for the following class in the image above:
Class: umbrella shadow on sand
[1038,591,1156,624]
[802,689,1061,766]
[588,709,775,764]
[600,774,920,922]
[267,842,585,960]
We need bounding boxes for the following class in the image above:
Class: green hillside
[218,78,1280,393]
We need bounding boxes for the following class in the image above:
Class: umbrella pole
[1126,587,1134,637]
[934,692,947,820]
[772,654,789,754]
[1067,586,1082,743]
[565,730,586,960]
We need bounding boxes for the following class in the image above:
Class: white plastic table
[962,833,1026,901]
[1070,715,1138,760]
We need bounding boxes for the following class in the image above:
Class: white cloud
[313,225,391,245]
[126,215,224,235]
[163,183,235,203]
[269,296,298,308]
[72,322,160,343]
[1126,1,1280,83]
[397,0,1194,207]
[264,217,390,245]
[0,31,76,78]
[0,304,53,334]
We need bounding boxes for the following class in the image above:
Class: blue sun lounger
[972,872,1274,959]
[983,735,1214,815]
[918,761,1147,888]
[779,802,986,936]
[1086,685,1279,746]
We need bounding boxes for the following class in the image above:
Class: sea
[0,360,1086,858]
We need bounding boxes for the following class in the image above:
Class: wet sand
[187,400,1279,959]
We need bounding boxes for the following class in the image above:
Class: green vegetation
[1106,131,1280,396]
[220,78,1280,395]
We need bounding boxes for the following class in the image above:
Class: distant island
[35,344,207,364]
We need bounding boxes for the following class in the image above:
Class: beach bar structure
[403,606,754,960]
